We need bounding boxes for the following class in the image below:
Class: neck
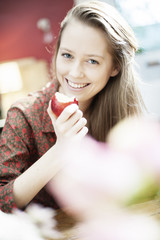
[78,99,92,114]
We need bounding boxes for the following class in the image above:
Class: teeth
[68,80,88,89]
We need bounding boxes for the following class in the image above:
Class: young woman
[0,1,145,212]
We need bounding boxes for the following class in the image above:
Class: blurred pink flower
[48,125,159,219]
[108,117,160,178]
[47,116,160,240]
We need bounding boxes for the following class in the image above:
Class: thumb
[47,100,57,124]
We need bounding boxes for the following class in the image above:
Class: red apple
[51,92,78,117]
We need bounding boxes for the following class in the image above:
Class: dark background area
[0,0,73,63]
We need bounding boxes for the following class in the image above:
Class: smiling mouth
[66,79,89,89]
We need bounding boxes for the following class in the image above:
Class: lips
[66,79,89,89]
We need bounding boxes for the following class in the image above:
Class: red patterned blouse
[0,81,59,213]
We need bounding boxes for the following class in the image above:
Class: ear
[110,66,120,77]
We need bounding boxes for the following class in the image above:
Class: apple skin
[51,92,78,117]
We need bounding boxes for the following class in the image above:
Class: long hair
[52,1,145,142]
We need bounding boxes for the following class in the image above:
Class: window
[115,0,160,51]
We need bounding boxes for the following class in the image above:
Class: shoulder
[10,81,57,115]
[5,81,57,130]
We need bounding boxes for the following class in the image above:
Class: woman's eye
[88,59,99,65]
[62,53,72,59]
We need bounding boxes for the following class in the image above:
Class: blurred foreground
[1,116,160,239]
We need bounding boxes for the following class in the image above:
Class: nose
[69,61,84,78]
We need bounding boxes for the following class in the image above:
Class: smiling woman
[0,0,145,213]
[55,18,118,112]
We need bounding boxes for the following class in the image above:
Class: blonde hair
[53,1,145,142]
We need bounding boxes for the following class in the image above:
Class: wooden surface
[129,198,160,220]
[53,198,160,240]
[55,209,78,240]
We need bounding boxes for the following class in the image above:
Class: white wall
[136,49,160,119]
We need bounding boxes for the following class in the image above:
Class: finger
[67,117,87,136]
[58,104,79,123]
[74,126,89,140]
[60,109,83,130]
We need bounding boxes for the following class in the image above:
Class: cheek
[92,69,111,86]
[100,65,114,83]
[55,60,63,84]
[56,58,68,77]
[56,57,62,74]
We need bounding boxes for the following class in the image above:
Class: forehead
[60,19,110,56]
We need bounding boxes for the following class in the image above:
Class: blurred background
[0,0,160,122]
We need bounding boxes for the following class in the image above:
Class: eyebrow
[60,47,72,52]
[86,54,104,60]
[59,47,104,59]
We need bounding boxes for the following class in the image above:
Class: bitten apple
[51,92,78,117]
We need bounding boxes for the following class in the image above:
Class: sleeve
[0,107,34,213]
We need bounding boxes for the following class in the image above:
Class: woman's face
[56,19,118,108]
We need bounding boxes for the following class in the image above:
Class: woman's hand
[47,101,88,142]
